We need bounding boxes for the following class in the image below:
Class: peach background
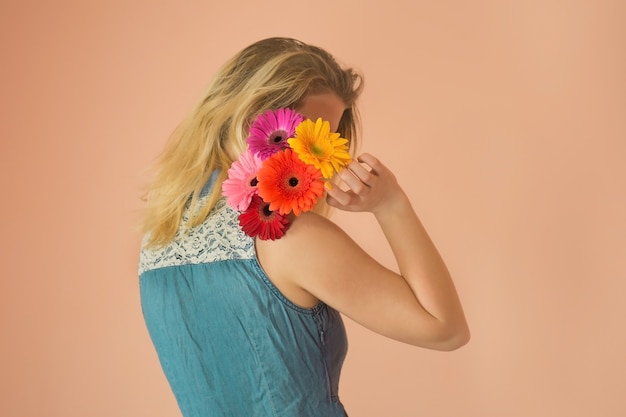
[1,1,625,416]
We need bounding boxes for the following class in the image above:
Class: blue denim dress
[139,181,349,417]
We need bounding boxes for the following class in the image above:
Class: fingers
[345,159,373,187]
[325,182,353,208]
[356,153,383,176]
[325,153,390,211]
[339,167,368,195]
[342,153,384,189]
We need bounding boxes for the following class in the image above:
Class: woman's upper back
[139,191,349,417]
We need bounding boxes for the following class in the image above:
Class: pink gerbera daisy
[221,150,263,211]
[247,108,304,160]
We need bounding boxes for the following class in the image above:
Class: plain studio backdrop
[1,1,624,416]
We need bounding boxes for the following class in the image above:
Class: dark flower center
[262,204,273,217]
[288,177,299,187]
[269,130,288,145]
[250,177,258,187]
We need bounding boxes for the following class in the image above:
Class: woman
[139,37,469,417]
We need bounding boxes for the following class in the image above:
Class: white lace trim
[138,198,255,275]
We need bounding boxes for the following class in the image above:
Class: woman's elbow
[398,314,470,350]
[437,327,471,351]
[434,322,471,351]
[414,321,470,351]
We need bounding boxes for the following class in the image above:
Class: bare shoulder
[284,211,351,245]
[257,211,368,271]
[255,211,368,307]
[256,210,403,320]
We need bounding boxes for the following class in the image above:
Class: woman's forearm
[374,189,470,347]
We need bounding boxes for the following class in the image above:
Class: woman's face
[296,92,346,133]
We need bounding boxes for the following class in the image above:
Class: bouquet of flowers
[222,108,351,240]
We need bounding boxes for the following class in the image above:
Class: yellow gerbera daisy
[288,118,352,179]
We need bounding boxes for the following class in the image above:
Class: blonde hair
[141,37,364,248]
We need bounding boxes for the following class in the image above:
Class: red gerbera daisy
[257,148,324,216]
[239,195,289,240]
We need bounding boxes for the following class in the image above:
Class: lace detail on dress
[138,198,255,275]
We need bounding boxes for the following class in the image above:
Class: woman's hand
[325,153,403,215]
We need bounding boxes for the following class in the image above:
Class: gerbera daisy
[239,195,289,240]
[221,150,263,211]
[288,117,352,179]
[247,108,304,160]
[257,148,324,216]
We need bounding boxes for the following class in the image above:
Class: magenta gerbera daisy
[221,150,263,211]
[246,108,304,160]
[239,195,289,240]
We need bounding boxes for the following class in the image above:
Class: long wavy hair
[141,37,364,248]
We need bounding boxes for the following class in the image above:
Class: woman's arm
[256,153,470,350]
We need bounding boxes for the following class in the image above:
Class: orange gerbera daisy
[288,118,352,179]
[257,148,324,216]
